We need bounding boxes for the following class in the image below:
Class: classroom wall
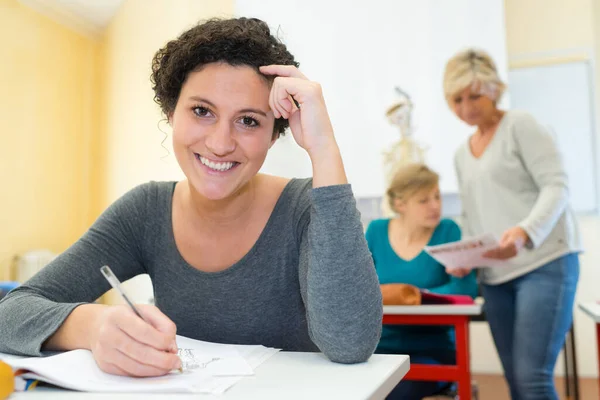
[99,0,234,303]
[469,0,600,377]
[0,0,100,280]
[593,0,600,208]
[237,0,509,196]
[504,0,594,66]
[100,0,234,205]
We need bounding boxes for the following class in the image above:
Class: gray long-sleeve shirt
[454,110,582,285]
[0,179,383,363]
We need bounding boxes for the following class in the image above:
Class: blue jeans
[481,253,579,400]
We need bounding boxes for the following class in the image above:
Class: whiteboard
[235,0,508,196]
[508,62,598,213]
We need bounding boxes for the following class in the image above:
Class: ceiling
[18,0,124,38]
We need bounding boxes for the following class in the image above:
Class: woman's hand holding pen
[89,304,181,377]
[260,65,347,187]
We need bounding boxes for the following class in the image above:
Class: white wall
[235,0,508,195]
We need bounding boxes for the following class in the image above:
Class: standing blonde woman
[443,49,581,400]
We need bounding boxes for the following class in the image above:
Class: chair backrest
[15,250,56,283]
[0,281,19,300]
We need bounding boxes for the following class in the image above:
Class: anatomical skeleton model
[381,88,428,216]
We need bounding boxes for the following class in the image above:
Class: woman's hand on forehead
[260,65,346,187]
[259,65,336,157]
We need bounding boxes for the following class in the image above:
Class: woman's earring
[157,118,173,160]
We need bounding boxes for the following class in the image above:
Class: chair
[424,381,479,399]
[563,323,579,400]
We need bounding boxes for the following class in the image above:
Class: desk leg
[597,323,600,400]
[456,317,472,400]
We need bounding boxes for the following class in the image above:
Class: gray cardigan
[454,110,582,284]
[0,179,383,362]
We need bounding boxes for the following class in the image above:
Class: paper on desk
[424,233,506,269]
[175,335,254,376]
[203,345,281,395]
[3,335,279,394]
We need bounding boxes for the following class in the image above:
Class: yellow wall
[593,0,600,132]
[0,0,233,297]
[0,0,100,280]
[504,0,594,66]
[99,0,234,209]
[99,0,233,303]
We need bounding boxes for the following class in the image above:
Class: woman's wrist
[308,138,348,188]
[44,304,107,351]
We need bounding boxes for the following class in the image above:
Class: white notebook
[2,335,279,394]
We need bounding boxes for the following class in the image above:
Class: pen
[100,265,182,373]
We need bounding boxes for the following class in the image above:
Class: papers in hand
[2,335,279,394]
[424,233,505,269]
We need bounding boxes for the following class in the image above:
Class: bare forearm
[44,304,107,351]
[310,139,348,188]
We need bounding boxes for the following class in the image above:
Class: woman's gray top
[0,179,383,363]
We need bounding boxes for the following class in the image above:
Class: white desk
[579,302,600,323]
[8,351,409,400]
[578,302,600,399]
[383,304,482,316]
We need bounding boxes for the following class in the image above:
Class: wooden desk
[383,304,482,400]
[7,351,410,400]
[579,302,600,399]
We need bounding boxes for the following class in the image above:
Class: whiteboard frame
[508,60,599,214]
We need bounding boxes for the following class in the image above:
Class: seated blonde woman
[365,163,477,400]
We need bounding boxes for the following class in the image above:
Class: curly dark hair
[151,17,299,137]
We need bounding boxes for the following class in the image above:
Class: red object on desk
[383,309,474,400]
[420,291,475,305]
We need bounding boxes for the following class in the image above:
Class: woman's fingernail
[170,342,178,353]
[174,358,182,370]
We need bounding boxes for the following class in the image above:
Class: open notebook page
[3,335,279,394]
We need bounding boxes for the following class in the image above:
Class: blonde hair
[443,48,506,106]
[386,163,439,211]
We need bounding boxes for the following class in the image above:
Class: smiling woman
[170,64,277,201]
[0,17,383,377]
